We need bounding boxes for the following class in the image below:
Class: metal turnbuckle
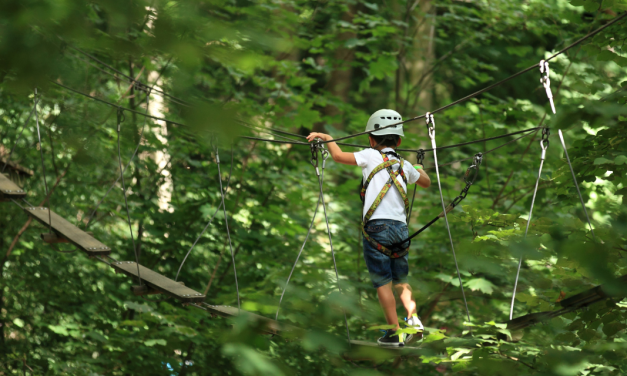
[539,60,556,114]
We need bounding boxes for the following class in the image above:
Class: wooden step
[23,207,111,256]
[0,173,26,199]
[110,261,205,303]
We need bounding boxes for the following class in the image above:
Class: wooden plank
[110,261,205,303]
[0,173,26,198]
[23,206,111,256]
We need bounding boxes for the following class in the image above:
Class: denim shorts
[362,219,409,288]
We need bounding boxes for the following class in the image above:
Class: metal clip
[425,113,435,139]
[416,149,425,166]
[116,108,125,132]
[539,60,556,114]
[540,128,550,160]
[310,139,322,176]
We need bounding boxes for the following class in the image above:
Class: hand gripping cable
[509,127,550,320]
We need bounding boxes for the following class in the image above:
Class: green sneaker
[377,329,412,347]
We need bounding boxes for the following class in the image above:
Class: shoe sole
[377,342,405,347]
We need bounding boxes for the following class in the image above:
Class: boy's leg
[393,283,417,318]
[377,282,399,330]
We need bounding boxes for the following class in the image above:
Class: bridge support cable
[509,129,550,320]
[275,157,324,321]
[215,145,240,311]
[175,149,234,282]
[426,113,471,323]
[312,142,351,345]
[115,108,143,285]
[557,130,595,240]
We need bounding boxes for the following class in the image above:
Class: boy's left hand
[306,132,332,142]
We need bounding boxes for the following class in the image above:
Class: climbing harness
[275,142,325,321]
[389,152,483,251]
[540,60,556,114]
[360,150,410,258]
[427,112,471,323]
[509,127,550,320]
[116,107,143,286]
[557,130,595,239]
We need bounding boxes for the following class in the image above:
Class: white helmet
[365,109,404,137]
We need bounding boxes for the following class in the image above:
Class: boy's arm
[415,165,431,188]
[306,132,357,166]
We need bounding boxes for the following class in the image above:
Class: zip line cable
[51,81,188,128]
[557,130,595,239]
[314,13,627,145]
[53,12,626,156]
[509,129,550,320]
[175,148,235,282]
[66,44,190,107]
[61,13,626,150]
[1,102,37,174]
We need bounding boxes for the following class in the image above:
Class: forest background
[1,0,627,374]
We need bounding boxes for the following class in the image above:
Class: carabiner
[416,149,425,166]
[425,113,435,139]
[539,128,550,159]
[116,107,125,132]
[539,60,556,114]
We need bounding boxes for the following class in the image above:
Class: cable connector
[539,60,556,114]
[425,112,435,139]
[540,127,550,160]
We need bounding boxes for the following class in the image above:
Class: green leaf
[465,278,496,295]
[144,339,167,347]
[13,318,24,328]
[614,155,627,165]
[593,157,612,165]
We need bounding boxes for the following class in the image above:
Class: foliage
[1,0,627,374]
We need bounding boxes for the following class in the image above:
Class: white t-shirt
[354,148,420,223]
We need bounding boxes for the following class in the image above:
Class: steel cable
[509,131,549,320]
[215,145,240,311]
[275,167,323,321]
[175,148,234,282]
[314,146,351,344]
[427,115,471,323]
[33,90,53,233]
[557,130,595,239]
[116,108,143,285]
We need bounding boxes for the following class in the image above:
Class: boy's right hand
[306,132,332,142]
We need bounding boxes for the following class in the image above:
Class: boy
[307,109,431,347]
